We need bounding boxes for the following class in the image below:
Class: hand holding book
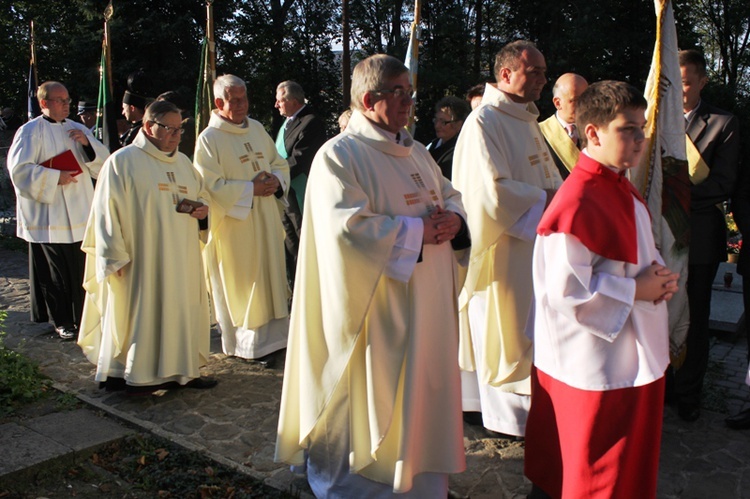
[41,149,83,177]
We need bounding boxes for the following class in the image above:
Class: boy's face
[586,107,646,170]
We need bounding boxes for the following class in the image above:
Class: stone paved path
[2,245,750,498]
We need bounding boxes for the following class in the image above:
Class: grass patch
[91,433,297,498]
[0,310,53,416]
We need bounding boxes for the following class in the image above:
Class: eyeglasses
[47,97,72,105]
[433,118,457,126]
[373,87,414,100]
[151,121,185,135]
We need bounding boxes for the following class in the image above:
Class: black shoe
[725,408,750,430]
[99,376,127,392]
[678,402,700,422]
[56,325,77,341]
[249,349,286,369]
[483,428,524,441]
[184,377,218,389]
[125,384,160,396]
[462,411,484,426]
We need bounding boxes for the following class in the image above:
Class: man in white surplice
[452,40,562,437]
[194,75,291,361]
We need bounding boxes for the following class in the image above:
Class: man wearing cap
[121,90,149,146]
[77,100,97,132]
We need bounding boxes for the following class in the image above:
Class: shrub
[0,311,52,415]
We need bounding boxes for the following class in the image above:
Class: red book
[40,149,83,176]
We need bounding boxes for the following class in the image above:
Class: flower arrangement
[728,236,742,254]
[727,207,742,256]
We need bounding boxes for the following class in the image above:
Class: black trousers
[282,187,303,289]
[674,262,720,406]
[29,241,85,329]
[744,274,750,361]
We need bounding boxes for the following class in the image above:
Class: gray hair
[277,81,305,103]
[350,54,408,112]
[214,74,246,101]
[144,100,181,123]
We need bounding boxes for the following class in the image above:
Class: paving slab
[0,422,71,476]
[710,262,745,334]
[22,408,134,451]
[3,244,750,498]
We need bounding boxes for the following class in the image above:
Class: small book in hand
[176,198,204,214]
[40,149,83,176]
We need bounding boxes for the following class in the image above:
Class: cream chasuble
[78,131,210,386]
[452,84,562,395]
[275,111,466,493]
[194,111,290,359]
[539,114,580,174]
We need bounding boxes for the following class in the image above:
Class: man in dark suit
[425,96,470,180]
[274,81,327,288]
[675,49,741,422]
[726,144,750,429]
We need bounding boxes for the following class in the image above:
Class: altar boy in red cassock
[524,80,680,499]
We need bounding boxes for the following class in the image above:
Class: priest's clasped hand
[422,206,462,245]
[253,171,281,197]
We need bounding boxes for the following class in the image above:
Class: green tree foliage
[349,0,409,56]
[225,0,341,132]
[0,0,747,149]
[0,1,101,113]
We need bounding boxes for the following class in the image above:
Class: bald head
[552,73,588,124]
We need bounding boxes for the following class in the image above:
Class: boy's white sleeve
[539,232,636,342]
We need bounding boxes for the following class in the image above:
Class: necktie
[566,124,578,141]
[566,123,580,148]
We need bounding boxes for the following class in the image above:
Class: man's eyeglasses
[433,118,457,126]
[151,121,185,135]
[373,87,414,100]
[47,98,72,105]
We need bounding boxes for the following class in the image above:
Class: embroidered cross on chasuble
[158,171,188,204]
[240,141,265,173]
[530,137,555,180]
[404,172,439,210]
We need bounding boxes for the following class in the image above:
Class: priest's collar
[214,110,248,128]
[42,115,65,124]
[374,126,401,144]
